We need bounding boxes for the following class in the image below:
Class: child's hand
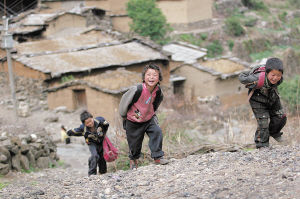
[67,130,72,136]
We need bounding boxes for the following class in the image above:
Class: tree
[127,0,171,44]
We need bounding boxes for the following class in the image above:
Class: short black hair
[80,110,93,124]
[142,63,163,82]
[265,57,283,74]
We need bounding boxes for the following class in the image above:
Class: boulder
[12,154,21,171]
[0,146,11,162]
[26,151,36,167]
[36,157,51,169]
[20,155,30,171]
[18,101,30,117]
[0,163,10,175]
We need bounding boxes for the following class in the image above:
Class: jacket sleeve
[95,117,109,133]
[154,89,163,112]
[67,124,85,136]
[119,86,138,118]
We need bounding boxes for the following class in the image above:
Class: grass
[0,182,9,190]
[250,50,273,61]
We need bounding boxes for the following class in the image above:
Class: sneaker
[154,158,169,165]
[273,136,283,143]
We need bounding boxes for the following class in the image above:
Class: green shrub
[278,11,287,22]
[127,0,171,44]
[61,75,75,83]
[206,40,223,58]
[225,17,245,36]
[0,182,9,190]
[179,34,203,46]
[200,33,208,41]
[242,0,268,11]
[227,40,234,51]
[244,17,258,27]
[278,75,300,111]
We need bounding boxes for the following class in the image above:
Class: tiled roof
[14,41,168,78]
[162,42,207,64]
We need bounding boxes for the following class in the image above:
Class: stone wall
[0,133,59,175]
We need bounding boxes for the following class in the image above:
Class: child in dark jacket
[239,57,287,148]
[67,110,109,176]
[119,63,168,169]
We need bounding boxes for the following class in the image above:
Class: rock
[44,116,59,123]
[26,151,36,167]
[36,157,51,169]
[0,154,8,163]
[20,155,30,171]
[54,106,69,113]
[0,146,11,162]
[11,154,21,171]
[0,163,10,175]
[18,101,30,117]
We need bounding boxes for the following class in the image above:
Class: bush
[227,40,234,51]
[278,75,300,111]
[179,34,203,46]
[242,0,268,11]
[127,0,171,44]
[244,17,258,27]
[206,40,223,58]
[225,17,245,36]
[278,11,287,22]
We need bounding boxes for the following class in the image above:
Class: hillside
[1,144,299,199]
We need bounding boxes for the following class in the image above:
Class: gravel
[1,144,299,199]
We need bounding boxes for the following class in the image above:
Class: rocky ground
[0,144,299,199]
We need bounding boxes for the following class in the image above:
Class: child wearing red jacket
[119,63,168,169]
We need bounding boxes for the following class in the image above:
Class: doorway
[73,89,87,109]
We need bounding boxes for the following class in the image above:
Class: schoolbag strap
[153,85,162,112]
[128,84,143,111]
[256,70,265,89]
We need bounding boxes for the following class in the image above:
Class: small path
[56,143,90,176]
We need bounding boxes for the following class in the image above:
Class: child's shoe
[273,136,283,143]
[154,158,169,165]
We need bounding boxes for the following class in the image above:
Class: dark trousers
[88,142,107,176]
[125,116,164,160]
[250,100,287,148]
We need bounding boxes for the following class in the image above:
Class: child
[61,125,71,144]
[239,57,287,148]
[67,110,109,176]
[119,63,168,169]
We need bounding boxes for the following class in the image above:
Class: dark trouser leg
[88,143,99,176]
[98,143,107,174]
[125,120,146,160]
[269,110,287,138]
[250,104,270,148]
[146,117,164,159]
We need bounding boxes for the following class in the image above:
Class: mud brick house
[0,31,169,123]
[10,6,107,42]
[170,56,250,107]
[83,0,213,32]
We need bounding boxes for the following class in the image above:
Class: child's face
[84,117,94,128]
[144,68,159,89]
[267,69,282,85]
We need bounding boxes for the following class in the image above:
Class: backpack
[103,136,118,162]
[247,65,266,100]
[252,66,266,89]
[128,84,162,112]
